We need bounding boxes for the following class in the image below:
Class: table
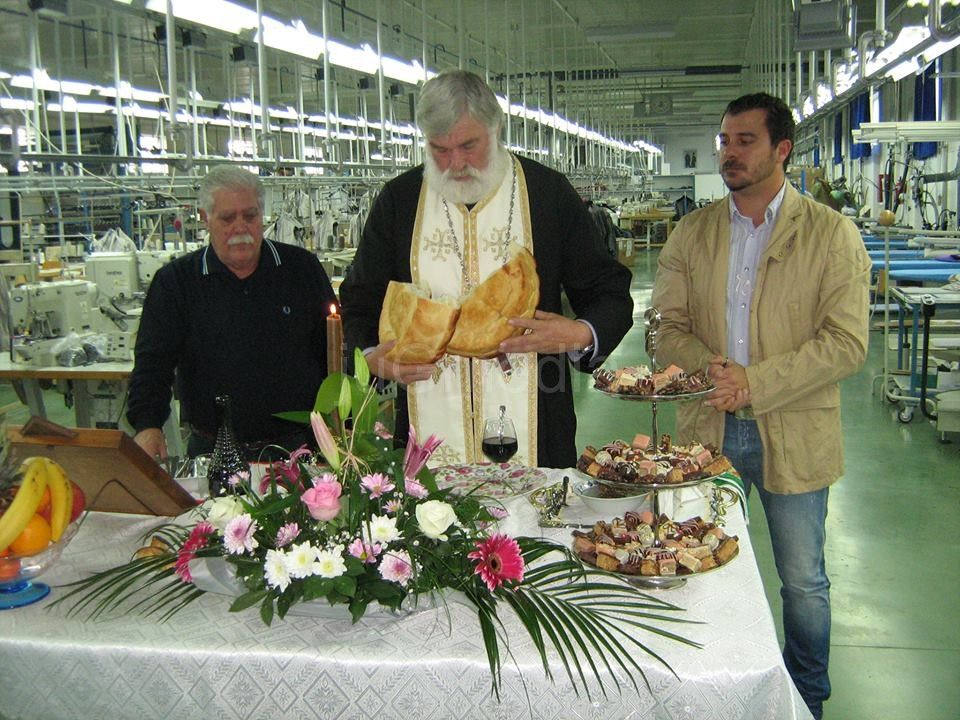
[0,469,811,720]
[0,356,183,457]
[889,267,958,283]
[889,287,960,402]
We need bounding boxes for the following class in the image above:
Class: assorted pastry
[572,511,739,577]
[576,434,733,490]
[592,363,713,396]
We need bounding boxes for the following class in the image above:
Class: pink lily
[259,445,312,494]
[403,425,442,482]
[310,411,341,471]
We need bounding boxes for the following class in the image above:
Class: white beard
[423,143,510,205]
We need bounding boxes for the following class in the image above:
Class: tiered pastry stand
[589,307,727,588]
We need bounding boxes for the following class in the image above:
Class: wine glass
[481,406,519,465]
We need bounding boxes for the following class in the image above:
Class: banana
[0,457,49,553]
[42,458,73,542]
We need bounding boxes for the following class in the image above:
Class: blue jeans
[722,414,831,720]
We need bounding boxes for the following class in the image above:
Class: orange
[9,514,52,556]
[36,486,51,514]
[0,557,20,581]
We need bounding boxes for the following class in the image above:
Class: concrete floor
[2,248,958,719]
[573,250,960,720]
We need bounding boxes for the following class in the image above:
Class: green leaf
[354,347,370,386]
[314,374,345,414]
[337,378,353,420]
[230,589,269,612]
[260,596,275,625]
[273,410,311,425]
[333,574,357,597]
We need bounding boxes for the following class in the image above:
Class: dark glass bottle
[206,395,249,497]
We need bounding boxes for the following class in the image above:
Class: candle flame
[329,303,339,316]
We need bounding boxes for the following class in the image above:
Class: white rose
[205,495,245,532]
[416,500,457,541]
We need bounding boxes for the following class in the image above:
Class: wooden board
[7,423,196,516]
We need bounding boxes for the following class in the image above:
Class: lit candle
[326,302,343,376]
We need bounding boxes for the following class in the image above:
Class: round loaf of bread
[379,281,460,363]
[446,246,540,358]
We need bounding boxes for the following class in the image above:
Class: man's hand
[134,427,168,460]
[499,310,593,355]
[704,355,752,412]
[366,340,436,385]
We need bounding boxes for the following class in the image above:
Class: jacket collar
[764,182,801,262]
[200,238,282,276]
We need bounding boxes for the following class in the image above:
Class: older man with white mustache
[340,70,633,469]
[128,165,338,464]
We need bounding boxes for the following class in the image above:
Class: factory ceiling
[0,1,949,149]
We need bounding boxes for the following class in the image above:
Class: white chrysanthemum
[284,541,319,579]
[366,514,400,547]
[314,544,347,579]
[264,549,291,591]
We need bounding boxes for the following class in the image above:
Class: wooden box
[7,420,195,516]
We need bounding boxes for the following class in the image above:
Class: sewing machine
[7,279,138,366]
[85,253,140,299]
[136,248,184,287]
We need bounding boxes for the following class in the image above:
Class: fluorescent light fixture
[834,60,859,94]
[886,57,921,81]
[922,33,960,64]
[852,120,960,142]
[816,82,833,107]
[98,81,164,103]
[584,22,676,42]
[802,94,815,117]
[47,100,113,114]
[326,41,379,75]
[381,56,425,85]
[260,18,323,59]
[792,107,804,124]
[866,26,930,77]
[144,0,257,35]
[0,98,34,110]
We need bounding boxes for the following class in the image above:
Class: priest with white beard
[340,70,633,469]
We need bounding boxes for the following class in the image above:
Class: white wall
[661,132,719,175]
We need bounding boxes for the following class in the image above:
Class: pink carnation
[404,477,429,499]
[379,550,413,586]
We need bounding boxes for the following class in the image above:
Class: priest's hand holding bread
[370,246,589,382]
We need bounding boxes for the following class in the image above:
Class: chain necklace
[441,157,517,293]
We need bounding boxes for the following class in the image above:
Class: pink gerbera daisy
[379,549,413,586]
[175,521,215,582]
[468,534,524,592]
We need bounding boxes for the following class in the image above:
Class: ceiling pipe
[858,0,890,80]
[929,0,960,43]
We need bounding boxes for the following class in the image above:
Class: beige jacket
[650,182,871,494]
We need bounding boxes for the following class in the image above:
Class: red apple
[69,481,86,522]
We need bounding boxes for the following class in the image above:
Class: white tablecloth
[0,469,811,720]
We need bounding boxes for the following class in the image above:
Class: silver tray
[591,470,724,493]
[594,385,716,402]
[582,544,739,590]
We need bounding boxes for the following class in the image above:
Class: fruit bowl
[0,519,80,609]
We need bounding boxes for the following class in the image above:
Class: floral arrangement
[56,351,695,698]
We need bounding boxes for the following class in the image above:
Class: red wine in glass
[481,435,519,463]
[482,407,518,464]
